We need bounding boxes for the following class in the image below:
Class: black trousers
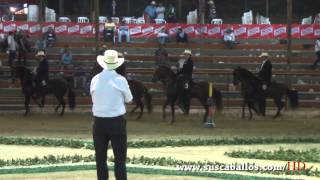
[93,116,127,180]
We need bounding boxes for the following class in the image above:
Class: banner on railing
[0,21,319,39]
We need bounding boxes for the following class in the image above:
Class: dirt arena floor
[0,109,319,141]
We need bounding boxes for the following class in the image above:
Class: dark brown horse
[152,66,223,124]
[15,65,75,116]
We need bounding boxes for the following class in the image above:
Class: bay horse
[233,67,298,119]
[152,66,223,124]
[15,65,75,116]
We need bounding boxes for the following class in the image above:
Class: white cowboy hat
[183,49,192,55]
[35,51,46,57]
[259,52,269,57]
[208,0,214,4]
[97,50,125,70]
[151,1,156,5]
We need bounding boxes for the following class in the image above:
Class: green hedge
[0,154,319,177]
[1,136,320,149]
[225,148,320,163]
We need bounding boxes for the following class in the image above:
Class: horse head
[232,67,242,85]
[152,66,175,83]
[14,65,33,83]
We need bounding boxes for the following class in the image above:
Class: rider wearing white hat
[90,49,132,180]
[258,52,272,89]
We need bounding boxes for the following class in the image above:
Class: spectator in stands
[35,36,47,52]
[165,3,176,23]
[59,44,73,82]
[156,3,166,20]
[60,44,73,68]
[0,33,7,52]
[43,27,56,47]
[118,21,130,43]
[74,65,87,89]
[223,28,236,49]
[144,1,157,23]
[157,28,169,45]
[208,0,217,23]
[17,31,31,66]
[257,52,272,90]
[103,18,116,43]
[176,28,188,43]
[7,31,17,83]
[155,44,169,67]
[312,38,320,69]
[34,51,49,92]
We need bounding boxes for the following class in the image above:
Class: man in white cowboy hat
[257,52,272,90]
[34,51,49,91]
[176,49,194,113]
[90,49,132,180]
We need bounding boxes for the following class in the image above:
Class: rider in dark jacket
[177,49,194,113]
[34,51,49,90]
[257,52,272,90]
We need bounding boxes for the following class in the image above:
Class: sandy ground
[0,109,319,141]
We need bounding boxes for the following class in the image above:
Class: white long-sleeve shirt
[223,32,235,42]
[90,69,133,118]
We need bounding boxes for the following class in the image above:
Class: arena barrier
[0,21,319,39]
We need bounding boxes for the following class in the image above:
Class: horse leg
[130,101,139,114]
[31,95,42,108]
[55,103,61,113]
[248,102,253,120]
[24,95,31,116]
[273,96,284,119]
[203,104,208,123]
[137,101,144,119]
[56,96,65,116]
[170,100,175,125]
[242,100,246,119]
[162,99,169,120]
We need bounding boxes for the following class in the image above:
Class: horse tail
[143,86,153,113]
[214,88,223,111]
[286,88,298,109]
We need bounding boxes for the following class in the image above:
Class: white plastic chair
[122,17,133,24]
[301,16,312,24]
[77,16,90,23]
[210,18,223,24]
[59,17,71,23]
[136,17,145,24]
[155,18,166,24]
[111,17,120,24]
[99,16,107,23]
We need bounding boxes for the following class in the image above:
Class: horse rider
[176,49,194,112]
[33,51,49,93]
[257,52,272,90]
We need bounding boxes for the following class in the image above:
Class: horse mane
[235,67,262,86]
[158,65,176,77]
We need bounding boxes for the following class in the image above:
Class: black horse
[152,66,222,124]
[233,67,266,119]
[15,66,75,116]
[92,62,152,119]
[233,67,298,119]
